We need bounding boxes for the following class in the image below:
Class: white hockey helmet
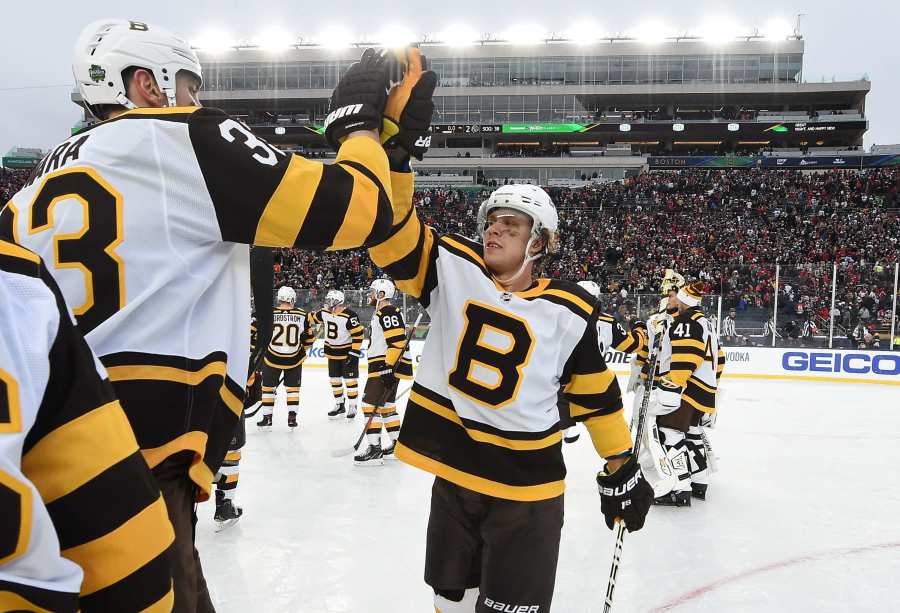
[577,280,601,299]
[476,184,559,256]
[276,286,296,305]
[72,19,202,118]
[325,289,345,308]
[369,278,396,300]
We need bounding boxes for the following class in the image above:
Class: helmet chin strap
[491,235,541,288]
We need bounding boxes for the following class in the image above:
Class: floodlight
[762,18,793,40]
[192,30,233,53]
[254,28,295,52]
[377,26,416,48]
[503,24,546,45]
[698,18,741,44]
[438,24,479,46]
[631,21,674,44]
[316,26,354,49]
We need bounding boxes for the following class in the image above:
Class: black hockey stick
[603,318,669,613]
[331,312,423,458]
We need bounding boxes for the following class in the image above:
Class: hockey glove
[381,47,438,160]
[324,48,391,150]
[379,371,399,397]
[348,349,363,359]
[596,455,653,532]
[345,350,361,370]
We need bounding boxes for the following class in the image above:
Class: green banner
[1,156,40,169]
[501,123,585,134]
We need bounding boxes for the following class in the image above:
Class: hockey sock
[345,378,359,403]
[433,588,479,613]
[261,386,276,417]
[286,386,300,412]
[330,377,344,403]
[659,427,691,491]
[379,405,401,442]
[215,450,241,501]
[686,425,709,485]
[364,406,381,445]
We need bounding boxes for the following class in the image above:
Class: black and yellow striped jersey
[310,307,365,357]
[596,312,646,355]
[0,106,392,499]
[663,307,724,414]
[264,308,314,369]
[367,304,413,379]
[368,170,631,501]
[0,241,173,613]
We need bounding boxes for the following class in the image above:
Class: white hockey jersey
[311,308,364,356]
[1,106,393,497]
[659,307,725,414]
[367,303,413,378]
[369,171,632,502]
[0,241,173,612]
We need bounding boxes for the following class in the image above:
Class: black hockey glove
[630,319,647,333]
[348,349,363,359]
[379,371,399,397]
[323,48,390,150]
[382,47,438,160]
[596,455,653,532]
[345,350,361,370]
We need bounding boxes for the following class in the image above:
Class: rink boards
[301,341,900,386]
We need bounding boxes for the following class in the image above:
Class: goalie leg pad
[659,427,692,492]
[637,418,678,497]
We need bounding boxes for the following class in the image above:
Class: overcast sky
[1,0,897,155]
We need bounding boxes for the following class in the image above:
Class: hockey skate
[346,401,358,419]
[214,491,243,532]
[354,443,384,466]
[653,489,692,507]
[256,414,272,431]
[382,440,397,460]
[691,483,708,500]
[287,411,298,429]
[327,400,346,420]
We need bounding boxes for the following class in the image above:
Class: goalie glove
[381,47,438,160]
[323,48,390,150]
[596,455,653,532]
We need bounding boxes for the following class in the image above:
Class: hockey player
[367,48,653,612]
[257,286,314,430]
[354,278,414,466]
[0,241,174,612]
[558,280,647,443]
[2,19,395,611]
[311,290,365,419]
[652,282,725,506]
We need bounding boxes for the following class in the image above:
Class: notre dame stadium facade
[194,34,871,186]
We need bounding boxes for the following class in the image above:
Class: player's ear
[529,233,546,256]
[128,68,166,108]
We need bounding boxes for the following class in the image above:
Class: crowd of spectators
[3,162,897,346]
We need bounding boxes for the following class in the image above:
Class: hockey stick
[331,312,423,458]
[603,319,668,613]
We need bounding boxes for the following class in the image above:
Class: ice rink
[196,369,900,612]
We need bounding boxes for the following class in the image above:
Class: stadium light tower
[438,24,479,47]
[254,28,295,52]
[191,30,233,53]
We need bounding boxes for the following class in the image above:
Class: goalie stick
[603,318,668,613]
[331,312,423,458]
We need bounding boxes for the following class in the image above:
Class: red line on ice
[649,541,900,612]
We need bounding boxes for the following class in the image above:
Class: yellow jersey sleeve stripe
[368,203,422,267]
[106,361,226,385]
[0,239,40,263]
[140,587,175,613]
[583,410,633,458]
[564,369,616,396]
[22,401,137,504]
[253,155,321,246]
[0,592,56,613]
[671,338,706,351]
[329,162,385,250]
[62,496,174,596]
[335,136,392,200]
[388,170,415,221]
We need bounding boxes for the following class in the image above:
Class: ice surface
[196,371,900,612]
